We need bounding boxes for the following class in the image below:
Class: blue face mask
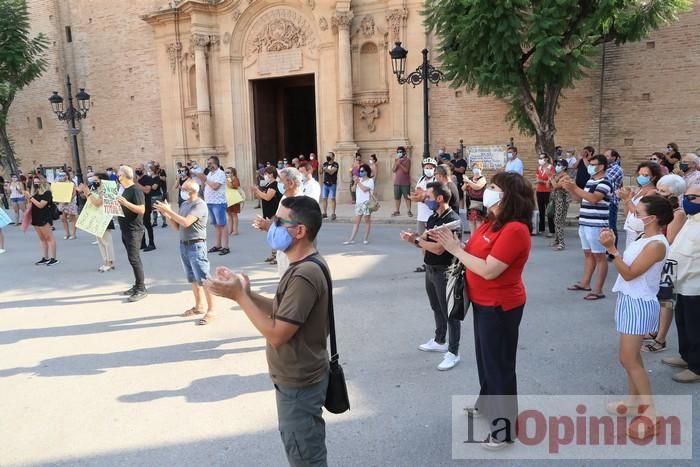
[555,165,564,173]
[637,175,651,186]
[359,171,367,177]
[278,182,286,193]
[587,165,598,176]
[425,199,439,211]
[266,222,295,251]
[682,196,700,216]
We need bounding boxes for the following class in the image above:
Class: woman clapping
[25,176,58,266]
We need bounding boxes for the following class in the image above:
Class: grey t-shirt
[179,198,208,241]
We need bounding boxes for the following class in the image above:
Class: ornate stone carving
[232,9,241,21]
[189,114,200,140]
[385,8,408,42]
[191,33,210,50]
[360,105,379,132]
[331,10,354,32]
[165,42,182,73]
[246,8,317,55]
[319,17,328,31]
[360,15,375,38]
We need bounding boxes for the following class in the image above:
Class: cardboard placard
[51,182,74,203]
[101,180,124,216]
[226,188,243,207]
[76,202,112,238]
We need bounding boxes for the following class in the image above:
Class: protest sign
[102,180,124,216]
[51,182,74,203]
[467,146,507,171]
[76,202,112,237]
[226,188,243,207]
[0,209,11,229]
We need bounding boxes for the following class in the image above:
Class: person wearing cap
[409,157,438,272]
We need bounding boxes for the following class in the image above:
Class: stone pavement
[0,218,696,466]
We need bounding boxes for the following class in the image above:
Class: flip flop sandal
[643,332,658,341]
[567,284,592,291]
[197,314,215,325]
[642,340,667,353]
[182,307,205,317]
[584,293,606,301]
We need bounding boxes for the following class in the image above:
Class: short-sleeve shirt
[117,185,145,231]
[536,165,554,193]
[465,221,531,310]
[579,177,612,228]
[322,161,339,186]
[355,177,374,204]
[261,182,281,219]
[416,176,437,222]
[268,255,330,388]
[302,178,321,202]
[31,191,53,226]
[204,168,227,204]
[179,198,208,241]
[394,157,411,186]
[452,158,469,185]
[505,158,524,175]
[424,208,462,266]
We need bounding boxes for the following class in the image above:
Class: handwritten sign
[51,182,74,203]
[0,209,11,229]
[226,188,243,207]
[101,180,124,216]
[467,146,507,171]
[76,202,112,238]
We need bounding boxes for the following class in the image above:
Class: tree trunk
[0,123,19,175]
[535,127,556,158]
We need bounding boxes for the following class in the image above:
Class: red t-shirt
[536,165,554,193]
[465,220,531,311]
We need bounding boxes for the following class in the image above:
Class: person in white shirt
[505,146,524,175]
[344,163,375,245]
[196,156,229,256]
[299,162,321,203]
[409,157,438,272]
[680,153,700,188]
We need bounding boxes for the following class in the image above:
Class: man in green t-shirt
[206,196,331,466]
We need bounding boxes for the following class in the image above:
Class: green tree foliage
[0,0,48,174]
[425,0,690,156]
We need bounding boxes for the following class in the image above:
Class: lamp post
[389,42,445,159]
[48,75,91,183]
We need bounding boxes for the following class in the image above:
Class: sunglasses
[272,216,300,228]
[685,194,699,201]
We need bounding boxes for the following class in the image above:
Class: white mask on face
[424,168,435,178]
[538,159,546,166]
[473,168,481,176]
[483,188,503,209]
[180,190,190,201]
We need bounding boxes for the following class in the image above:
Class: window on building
[65,26,72,43]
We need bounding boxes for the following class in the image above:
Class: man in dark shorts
[392,146,412,217]
[116,165,148,302]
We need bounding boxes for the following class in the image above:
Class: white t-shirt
[302,178,321,202]
[204,168,227,204]
[416,175,436,222]
[505,158,524,175]
[355,177,374,204]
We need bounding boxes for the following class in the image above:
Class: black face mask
[135,170,144,176]
[326,157,332,162]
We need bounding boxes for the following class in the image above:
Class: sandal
[643,332,658,341]
[414,265,426,273]
[182,307,205,317]
[208,246,222,253]
[642,339,667,353]
[584,292,606,301]
[197,313,215,325]
[567,284,592,292]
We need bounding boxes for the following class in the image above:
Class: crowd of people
[2,140,699,462]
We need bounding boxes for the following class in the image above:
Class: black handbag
[447,259,470,321]
[305,256,350,414]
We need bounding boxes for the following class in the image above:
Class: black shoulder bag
[305,256,350,414]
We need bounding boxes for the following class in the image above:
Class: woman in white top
[344,163,374,245]
[8,174,26,225]
[619,162,661,249]
[599,195,674,440]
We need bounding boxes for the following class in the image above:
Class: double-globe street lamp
[389,42,445,159]
[48,75,91,183]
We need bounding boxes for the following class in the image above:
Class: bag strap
[303,256,339,362]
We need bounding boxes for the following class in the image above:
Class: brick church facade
[7,0,700,201]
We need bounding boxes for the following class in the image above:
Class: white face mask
[180,190,190,201]
[483,188,503,209]
[424,168,435,178]
[538,159,546,166]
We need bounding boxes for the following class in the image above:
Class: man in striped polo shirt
[562,154,612,301]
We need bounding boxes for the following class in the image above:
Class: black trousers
[122,228,145,290]
[675,294,700,374]
[536,191,554,233]
[425,264,461,354]
[473,302,524,442]
[140,204,155,248]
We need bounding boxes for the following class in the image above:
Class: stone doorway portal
[252,73,317,166]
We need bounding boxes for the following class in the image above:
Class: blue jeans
[179,241,210,285]
[321,184,337,199]
[207,203,227,226]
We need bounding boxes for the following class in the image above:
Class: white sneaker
[0,249,5,254]
[481,434,513,451]
[438,352,460,371]
[362,240,369,244]
[418,338,448,353]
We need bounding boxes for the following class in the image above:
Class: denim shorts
[578,225,606,253]
[322,184,337,199]
[179,241,211,285]
[207,203,227,226]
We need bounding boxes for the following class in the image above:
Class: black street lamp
[389,41,445,158]
[49,75,91,183]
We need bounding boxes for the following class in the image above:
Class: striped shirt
[579,177,612,228]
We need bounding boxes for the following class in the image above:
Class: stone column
[333,10,354,145]
[191,33,213,148]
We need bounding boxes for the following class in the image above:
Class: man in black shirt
[321,152,339,220]
[574,145,595,189]
[151,161,168,228]
[135,163,158,251]
[116,165,148,302]
[400,182,462,371]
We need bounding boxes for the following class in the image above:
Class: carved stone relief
[331,10,354,33]
[245,8,317,55]
[360,15,375,38]
[360,105,379,132]
[385,8,408,42]
[232,9,241,21]
[166,42,182,73]
[319,17,328,31]
[354,91,389,133]
[189,114,200,140]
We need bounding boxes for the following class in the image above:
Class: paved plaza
[0,210,697,466]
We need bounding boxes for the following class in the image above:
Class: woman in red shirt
[430,171,534,449]
[535,153,555,237]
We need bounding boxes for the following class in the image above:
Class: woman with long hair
[548,159,571,250]
[225,167,241,236]
[8,174,26,225]
[535,153,555,237]
[600,195,674,440]
[619,161,662,250]
[430,172,534,449]
[252,166,282,264]
[79,174,116,272]
[24,176,58,266]
[344,163,374,245]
